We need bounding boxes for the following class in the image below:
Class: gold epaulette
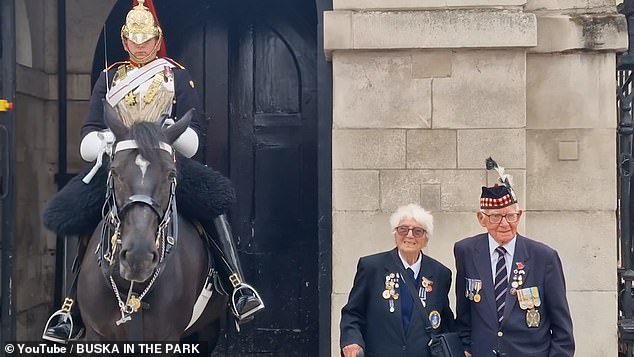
[164,57,185,69]
[103,61,130,72]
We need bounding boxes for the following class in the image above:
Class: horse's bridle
[99,139,179,323]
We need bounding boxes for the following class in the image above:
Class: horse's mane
[128,122,167,164]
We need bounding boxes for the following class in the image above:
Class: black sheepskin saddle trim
[42,156,236,236]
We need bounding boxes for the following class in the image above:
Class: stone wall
[12,0,116,339]
[326,0,625,355]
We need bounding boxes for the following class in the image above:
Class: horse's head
[104,104,192,282]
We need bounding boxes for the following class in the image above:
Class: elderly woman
[339,203,455,357]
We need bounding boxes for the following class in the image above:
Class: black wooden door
[0,0,16,345]
[167,1,319,355]
[98,1,319,354]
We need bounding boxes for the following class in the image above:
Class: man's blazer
[454,233,575,357]
[340,248,454,357]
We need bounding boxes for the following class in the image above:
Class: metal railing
[618,2,634,355]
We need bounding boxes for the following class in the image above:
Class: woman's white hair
[389,203,434,239]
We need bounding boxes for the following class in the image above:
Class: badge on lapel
[383,273,400,313]
[510,261,526,295]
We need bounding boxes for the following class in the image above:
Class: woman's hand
[342,343,363,357]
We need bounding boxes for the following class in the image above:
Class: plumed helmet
[121,0,162,45]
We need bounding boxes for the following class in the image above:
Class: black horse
[76,105,227,349]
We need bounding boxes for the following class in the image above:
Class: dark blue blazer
[454,233,575,357]
[340,248,454,357]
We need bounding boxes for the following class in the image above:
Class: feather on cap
[481,157,517,209]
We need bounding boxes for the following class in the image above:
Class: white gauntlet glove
[80,129,115,184]
[162,118,199,158]
[80,129,115,162]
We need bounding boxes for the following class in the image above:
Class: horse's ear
[103,99,128,139]
[164,109,193,144]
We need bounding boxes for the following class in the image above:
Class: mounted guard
[42,0,264,343]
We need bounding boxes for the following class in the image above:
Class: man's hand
[464,351,472,357]
[342,344,363,357]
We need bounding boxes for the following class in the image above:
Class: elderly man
[340,203,454,357]
[454,158,574,357]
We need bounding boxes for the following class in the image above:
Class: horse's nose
[120,248,158,265]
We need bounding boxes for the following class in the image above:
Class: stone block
[567,291,617,356]
[524,211,616,291]
[333,0,526,9]
[412,51,453,79]
[532,14,627,53]
[380,169,485,212]
[346,10,536,50]
[457,129,526,169]
[323,11,352,55]
[67,74,92,101]
[332,211,393,294]
[527,53,616,129]
[558,140,578,160]
[333,129,406,169]
[433,51,526,129]
[407,130,457,169]
[333,170,380,211]
[421,184,442,211]
[526,129,615,210]
[17,65,51,100]
[333,52,432,129]
[527,0,620,11]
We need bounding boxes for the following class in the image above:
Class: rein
[98,139,179,326]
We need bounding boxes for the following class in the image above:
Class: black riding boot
[42,235,89,343]
[42,297,84,344]
[206,214,264,324]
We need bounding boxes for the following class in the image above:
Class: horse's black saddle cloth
[42,156,236,236]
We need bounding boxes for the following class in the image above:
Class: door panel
[169,1,319,355]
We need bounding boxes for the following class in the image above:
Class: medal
[473,279,482,303]
[526,308,540,327]
[389,299,395,313]
[531,287,541,307]
[382,290,391,299]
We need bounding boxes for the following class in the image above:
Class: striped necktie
[494,246,508,325]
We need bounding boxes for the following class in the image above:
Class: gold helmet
[121,0,162,45]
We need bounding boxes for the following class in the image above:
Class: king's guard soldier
[42,0,264,343]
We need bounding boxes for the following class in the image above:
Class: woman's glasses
[395,226,427,238]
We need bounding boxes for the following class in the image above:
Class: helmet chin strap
[127,35,162,65]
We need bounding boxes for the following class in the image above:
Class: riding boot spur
[208,214,265,323]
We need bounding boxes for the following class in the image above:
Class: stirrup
[42,310,76,344]
[231,283,265,321]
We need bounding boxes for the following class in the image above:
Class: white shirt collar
[398,250,422,279]
[488,234,517,259]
